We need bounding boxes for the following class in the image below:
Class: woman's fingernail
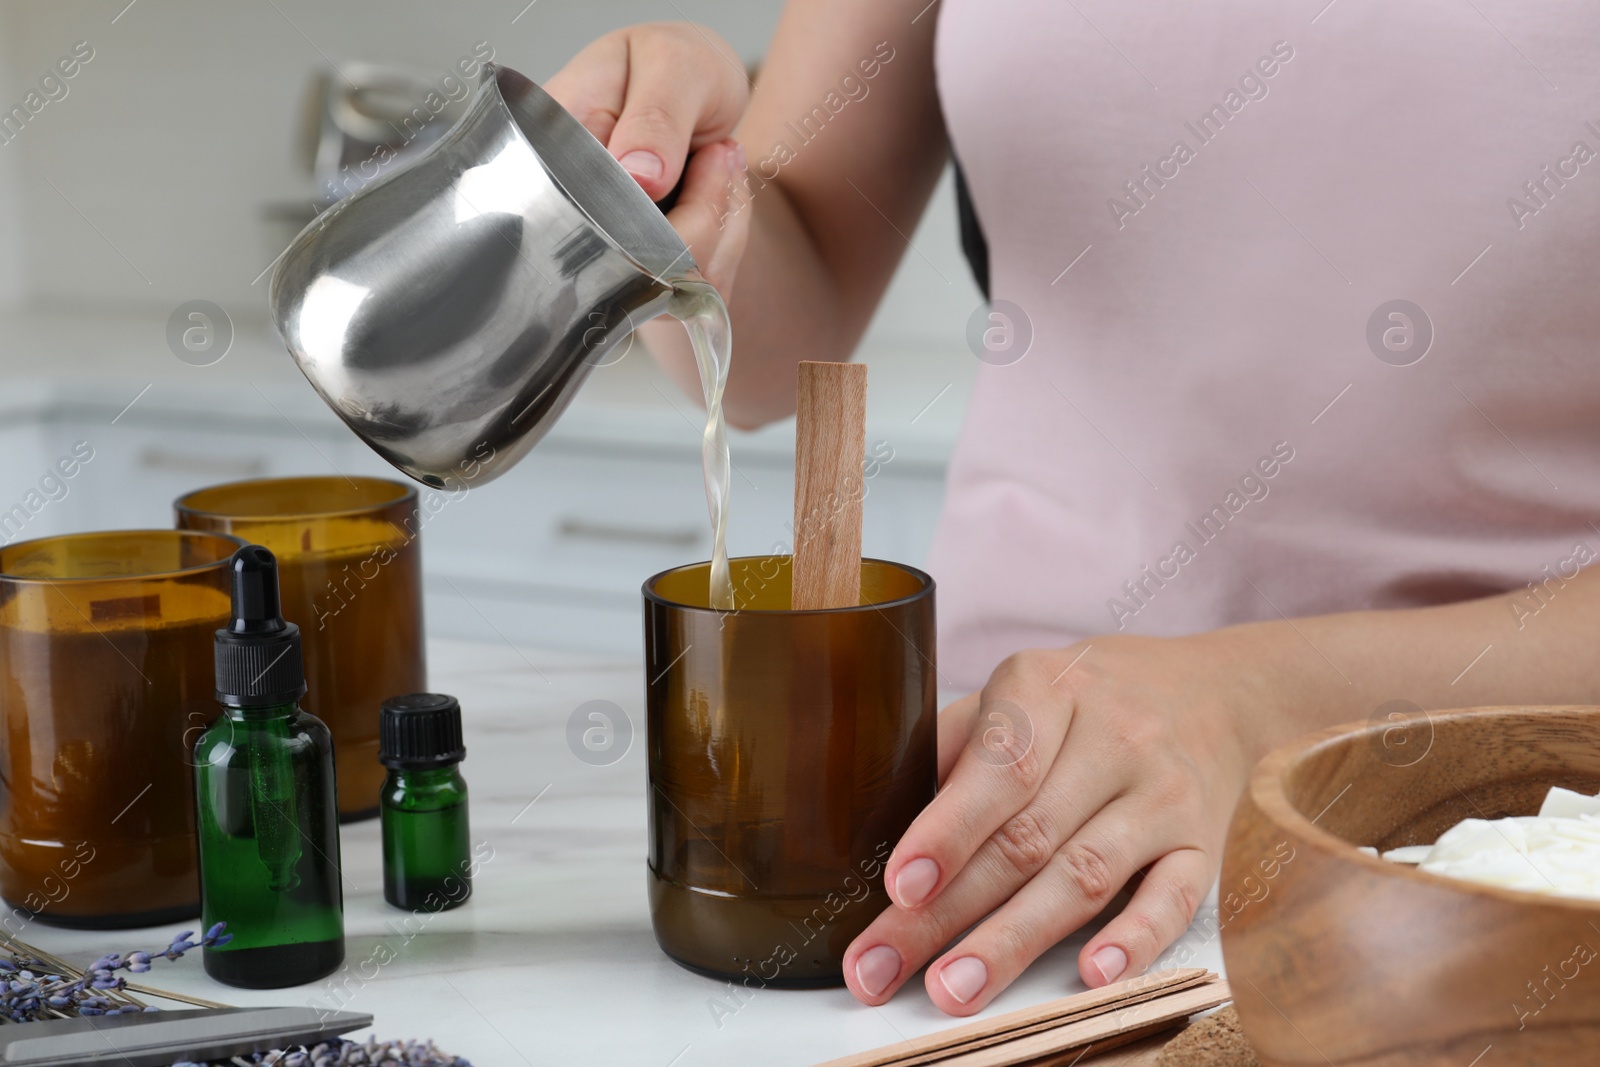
[734,143,747,172]
[1089,945,1128,986]
[854,945,900,998]
[893,858,940,908]
[617,150,663,181]
[939,956,988,1005]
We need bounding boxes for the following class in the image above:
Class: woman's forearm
[641,0,949,428]
[640,177,846,429]
[1209,561,1600,755]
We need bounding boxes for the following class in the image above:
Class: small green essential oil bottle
[379,693,473,912]
[194,545,345,988]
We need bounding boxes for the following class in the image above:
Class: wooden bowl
[1221,705,1600,1066]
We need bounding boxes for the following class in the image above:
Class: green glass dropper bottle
[380,693,472,912]
[194,545,345,988]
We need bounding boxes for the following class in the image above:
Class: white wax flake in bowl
[1372,787,1600,901]
[1539,785,1600,819]
[1378,845,1433,865]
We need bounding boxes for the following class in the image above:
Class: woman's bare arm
[843,563,1600,1014]
[547,3,949,429]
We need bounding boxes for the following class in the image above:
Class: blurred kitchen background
[0,0,980,654]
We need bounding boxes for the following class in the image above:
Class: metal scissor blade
[0,1006,373,1066]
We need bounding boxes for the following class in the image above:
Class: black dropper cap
[214,545,307,707]
[380,693,466,770]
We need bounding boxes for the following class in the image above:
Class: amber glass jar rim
[642,556,934,616]
[0,529,246,585]
[175,474,418,523]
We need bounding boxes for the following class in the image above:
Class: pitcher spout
[270,63,696,489]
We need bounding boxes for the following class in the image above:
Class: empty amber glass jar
[175,476,425,820]
[643,556,937,987]
[0,529,240,927]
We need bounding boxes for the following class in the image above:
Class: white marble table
[36,638,1225,1066]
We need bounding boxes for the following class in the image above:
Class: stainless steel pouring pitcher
[270,63,698,489]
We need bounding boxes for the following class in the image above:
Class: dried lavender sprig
[71,924,233,1014]
[0,923,231,1022]
[170,1036,474,1066]
[0,930,473,1067]
[122,981,230,1009]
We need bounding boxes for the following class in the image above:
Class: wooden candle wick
[810,971,1229,1067]
[792,360,867,610]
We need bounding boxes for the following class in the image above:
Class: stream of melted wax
[666,278,733,609]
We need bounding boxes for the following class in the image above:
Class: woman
[547,3,1600,1016]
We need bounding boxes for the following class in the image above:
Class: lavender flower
[0,927,470,1066]
[0,923,231,1022]
[171,1038,472,1066]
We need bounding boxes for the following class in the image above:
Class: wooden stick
[813,970,1215,1067]
[936,981,1231,1067]
[792,360,866,610]
[878,976,1215,1067]
[1055,1027,1184,1067]
[1020,1021,1186,1067]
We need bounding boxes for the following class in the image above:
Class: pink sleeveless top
[929,1,1600,690]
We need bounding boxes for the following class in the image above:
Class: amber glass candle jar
[643,556,937,987]
[175,476,425,820]
[0,529,240,927]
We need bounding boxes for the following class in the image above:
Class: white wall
[0,0,979,349]
[0,4,27,310]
